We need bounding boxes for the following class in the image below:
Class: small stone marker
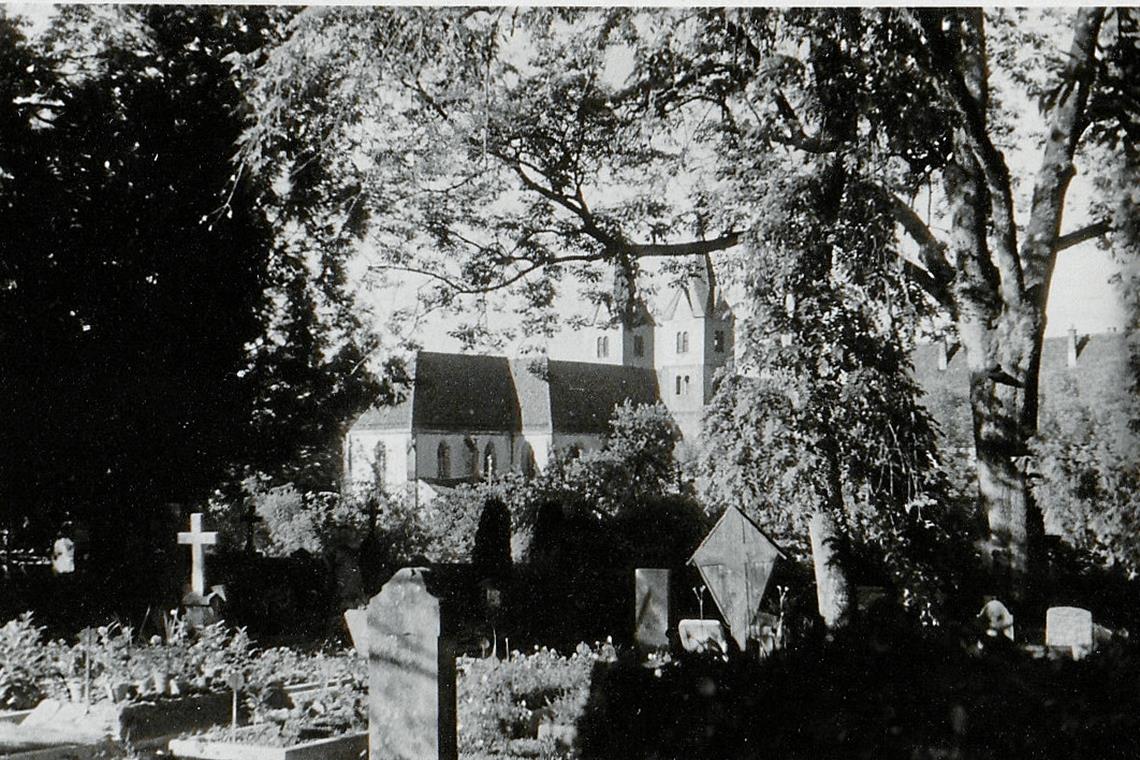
[678,619,729,656]
[177,513,218,597]
[1046,606,1093,654]
[344,607,368,654]
[634,569,670,652]
[52,535,76,575]
[978,598,1015,641]
[368,567,457,760]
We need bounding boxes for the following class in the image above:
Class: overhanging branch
[1054,219,1111,252]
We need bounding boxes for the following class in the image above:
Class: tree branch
[1021,6,1107,306]
[1054,219,1111,252]
[628,233,742,258]
[916,9,1024,303]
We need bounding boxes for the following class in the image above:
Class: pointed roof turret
[659,253,731,321]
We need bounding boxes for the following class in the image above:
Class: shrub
[457,645,601,759]
[0,613,50,709]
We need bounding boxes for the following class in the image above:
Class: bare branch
[1054,219,1111,252]
[1021,6,1107,304]
[628,232,742,258]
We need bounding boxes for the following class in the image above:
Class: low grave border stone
[168,730,367,760]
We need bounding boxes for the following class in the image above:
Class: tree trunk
[960,305,1047,598]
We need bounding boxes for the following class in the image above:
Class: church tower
[654,254,734,443]
[586,261,655,369]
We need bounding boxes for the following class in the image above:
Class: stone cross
[178,513,218,596]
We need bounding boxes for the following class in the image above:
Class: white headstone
[52,536,76,575]
[1046,606,1093,653]
[978,599,1015,641]
[677,619,728,656]
[344,607,368,655]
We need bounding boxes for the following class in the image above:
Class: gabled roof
[657,254,733,322]
[350,352,661,436]
[547,360,659,434]
[411,352,522,432]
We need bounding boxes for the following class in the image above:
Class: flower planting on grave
[457,643,606,760]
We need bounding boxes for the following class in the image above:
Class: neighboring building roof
[351,352,661,436]
[914,331,1130,449]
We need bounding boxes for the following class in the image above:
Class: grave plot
[168,646,367,760]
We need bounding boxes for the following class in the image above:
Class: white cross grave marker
[178,512,218,596]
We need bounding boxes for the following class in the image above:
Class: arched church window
[483,443,497,478]
[437,442,451,479]
[371,441,387,488]
[676,331,689,354]
[464,437,479,475]
[596,335,609,358]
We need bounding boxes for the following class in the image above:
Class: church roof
[351,352,660,436]
[657,255,733,322]
[547,360,658,434]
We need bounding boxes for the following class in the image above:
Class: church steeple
[654,253,735,445]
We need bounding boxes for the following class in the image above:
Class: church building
[342,257,736,494]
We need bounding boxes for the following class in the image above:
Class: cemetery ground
[0,505,1138,760]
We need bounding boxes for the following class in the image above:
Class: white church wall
[550,433,605,458]
[518,433,551,475]
[343,430,412,490]
[413,431,516,480]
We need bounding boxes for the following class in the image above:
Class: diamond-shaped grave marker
[689,507,786,651]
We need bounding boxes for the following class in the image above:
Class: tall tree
[634,7,1136,592]
[244,8,1138,596]
[0,6,300,563]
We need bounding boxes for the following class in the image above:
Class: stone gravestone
[809,512,851,629]
[677,619,729,657]
[52,535,76,575]
[689,507,785,651]
[1046,606,1093,655]
[978,598,1015,641]
[344,607,368,655]
[634,569,670,652]
[368,567,457,760]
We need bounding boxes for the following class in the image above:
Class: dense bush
[576,622,1140,760]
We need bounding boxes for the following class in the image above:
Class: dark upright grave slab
[634,569,670,652]
[369,567,471,760]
